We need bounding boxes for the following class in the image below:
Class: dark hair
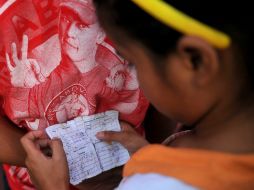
[93,0,253,84]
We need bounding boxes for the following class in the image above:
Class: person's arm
[0,115,26,166]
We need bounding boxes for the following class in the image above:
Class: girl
[21,0,254,189]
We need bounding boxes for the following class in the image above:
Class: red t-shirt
[0,1,149,189]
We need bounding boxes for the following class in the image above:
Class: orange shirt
[124,145,254,190]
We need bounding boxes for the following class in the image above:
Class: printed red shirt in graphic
[0,0,149,189]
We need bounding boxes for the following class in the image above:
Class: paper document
[46,111,130,185]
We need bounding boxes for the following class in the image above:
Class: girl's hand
[96,122,149,155]
[20,130,69,190]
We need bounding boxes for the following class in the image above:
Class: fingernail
[96,132,104,139]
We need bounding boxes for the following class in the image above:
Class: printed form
[46,111,130,185]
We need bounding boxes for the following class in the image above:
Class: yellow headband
[131,0,231,49]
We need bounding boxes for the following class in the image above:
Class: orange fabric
[123,145,254,190]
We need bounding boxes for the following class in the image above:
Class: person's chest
[2,66,110,130]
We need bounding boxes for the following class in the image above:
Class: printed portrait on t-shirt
[0,1,149,189]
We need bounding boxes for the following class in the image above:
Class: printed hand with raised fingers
[5,35,46,88]
[96,122,149,155]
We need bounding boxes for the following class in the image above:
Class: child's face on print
[59,6,102,63]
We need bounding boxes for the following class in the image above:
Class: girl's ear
[175,35,220,87]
